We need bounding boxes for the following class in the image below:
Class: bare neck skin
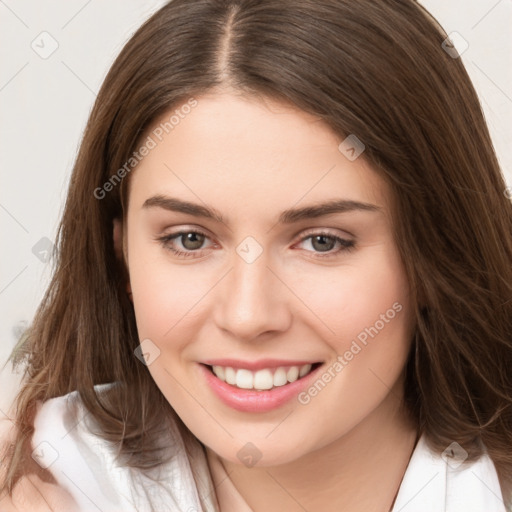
[208,376,418,512]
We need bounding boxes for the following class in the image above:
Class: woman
[1,0,511,510]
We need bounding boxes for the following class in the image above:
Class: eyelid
[156,225,215,243]
[156,228,215,249]
[293,229,356,256]
[156,226,356,260]
[158,226,353,245]
[296,226,354,241]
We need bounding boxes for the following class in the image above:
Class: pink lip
[198,362,323,413]
[201,358,320,371]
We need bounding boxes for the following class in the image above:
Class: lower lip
[198,363,323,413]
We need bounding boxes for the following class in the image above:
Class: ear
[113,217,132,298]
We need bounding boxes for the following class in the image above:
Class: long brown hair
[2,0,512,506]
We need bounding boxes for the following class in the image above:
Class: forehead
[127,93,389,216]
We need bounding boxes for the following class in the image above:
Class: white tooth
[299,363,312,377]
[225,367,237,385]
[215,364,315,389]
[236,369,254,389]
[287,366,299,383]
[212,365,225,381]
[253,369,274,390]
[273,367,288,387]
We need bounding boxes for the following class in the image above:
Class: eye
[156,229,356,259]
[156,229,213,259]
[295,230,355,258]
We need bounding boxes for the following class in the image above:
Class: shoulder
[25,384,140,511]
[392,433,508,512]
[2,384,212,512]
[1,384,132,512]
[0,474,78,512]
[0,415,77,512]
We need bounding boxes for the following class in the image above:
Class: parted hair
[1,0,511,507]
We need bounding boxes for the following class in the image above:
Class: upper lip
[201,358,321,371]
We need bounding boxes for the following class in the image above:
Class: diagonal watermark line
[266,164,337,234]
[0,407,11,421]
[61,410,91,440]
[0,62,29,92]
[61,0,93,29]
[472,61,512,105]
[470,470,506,507]
[367,367,402,402]
[264,409,294,438]
[60,470,104,511]
[0,266,28,295]
[0,0,29,28]
[163,163,234,234]
[163,367,234,438]
[199,460,236,509]
[471,0,503,30]
[265,265,336,335]
[0,203,29,233]
[163,267,233,337]
[395,472,439,511]
[264,470,310,511]
[61,61,96,96]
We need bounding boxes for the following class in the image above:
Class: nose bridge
[214,242,290,340]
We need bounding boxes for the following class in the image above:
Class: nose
[213,248,292,342]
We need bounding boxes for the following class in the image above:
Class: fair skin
[116,90,419,511]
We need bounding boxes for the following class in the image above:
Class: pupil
[313,235,334,252]
[184,232,204,250]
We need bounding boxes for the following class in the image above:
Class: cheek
[299,244,412,350]
[127,248,207,403]
[323,245,413,401]
[295,243,414,412]
[127,237,210,341]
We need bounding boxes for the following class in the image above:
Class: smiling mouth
[203,362,323,391]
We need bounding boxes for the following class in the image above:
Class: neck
[208,386,419,512]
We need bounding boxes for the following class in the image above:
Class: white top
[23,385,509,512]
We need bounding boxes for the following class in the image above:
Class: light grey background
[1,0,511,416]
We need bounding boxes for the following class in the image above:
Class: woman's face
[121,91,415,466]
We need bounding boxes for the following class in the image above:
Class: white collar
[30,388,507,512]
[391,434,506,512]
[206,432,508,512]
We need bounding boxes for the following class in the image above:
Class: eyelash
[156,229,356,259]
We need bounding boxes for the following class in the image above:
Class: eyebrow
[142,195,382,225]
